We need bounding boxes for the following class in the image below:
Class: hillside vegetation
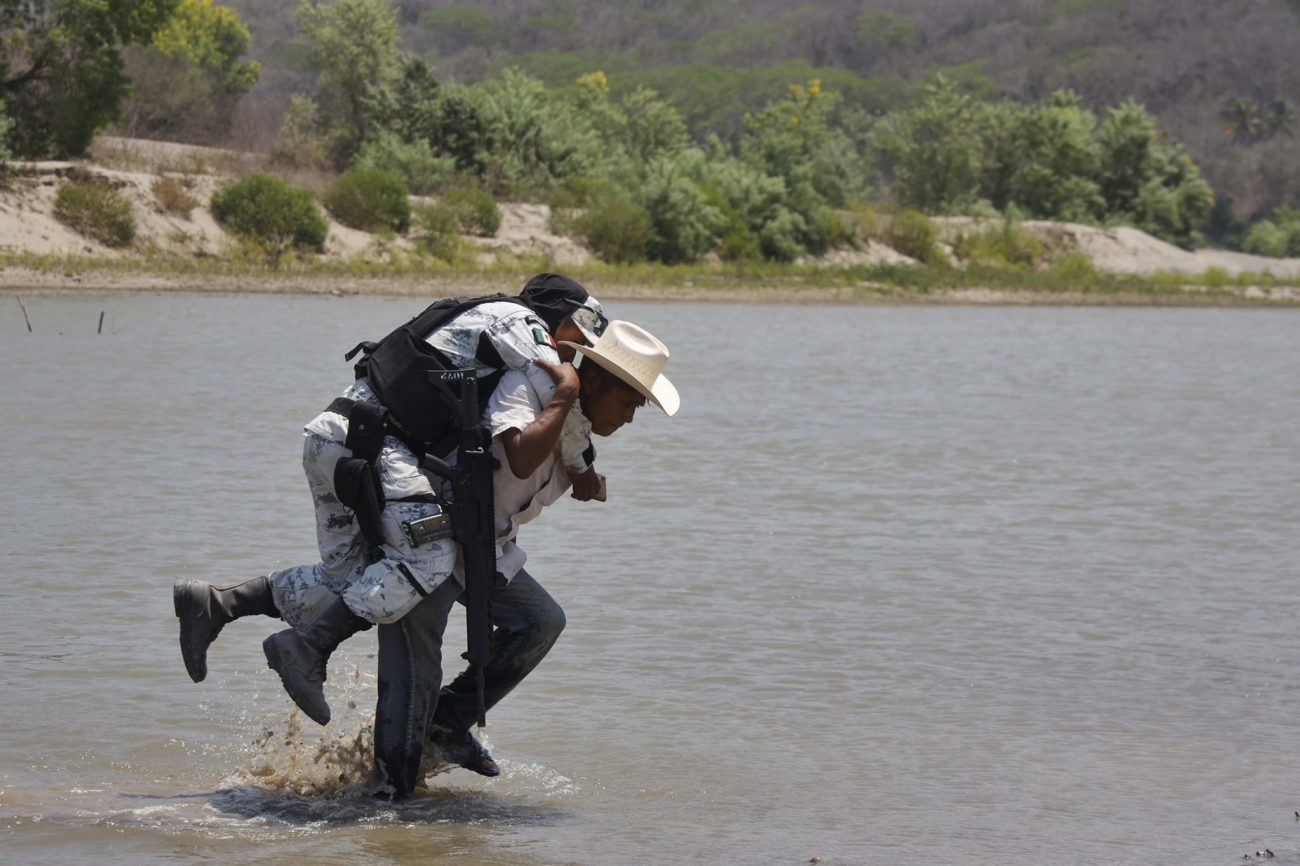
[219,0,1300,224]
[3,0,1299,274]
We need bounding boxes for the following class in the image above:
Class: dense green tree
[739,79,859,252]
[152,0,258,92]
[573,71,688,173]
[1002,91,1105,221]
[296,0,400,163]
[460,68,606,196]
[741,79,860,207]
[863,82,1212,243]
[637,148,724,264]
[697,141,790,261]
[1097,99,1213,245]
[352,131,454,195]
[121,0,259,140]
[2,0,180,155]
[367,57,488,176]
[870,76,984,212]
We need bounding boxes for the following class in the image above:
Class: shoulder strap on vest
[347,292,527,378]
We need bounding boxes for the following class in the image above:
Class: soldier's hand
[534,358,579,404]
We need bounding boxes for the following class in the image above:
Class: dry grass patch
[151,176,200,217]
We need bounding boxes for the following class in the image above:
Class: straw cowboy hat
[560,320,680,416]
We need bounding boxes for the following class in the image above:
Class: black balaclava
[517,273,589,332]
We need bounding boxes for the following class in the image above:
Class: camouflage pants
[269,433,458,629]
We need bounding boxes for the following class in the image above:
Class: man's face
[582,373,647,437]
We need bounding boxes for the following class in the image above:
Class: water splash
[223,662,382,799]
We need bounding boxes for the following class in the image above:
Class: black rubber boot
[174,576,279,683]
[429,728,500,777]
[262,597,372,726]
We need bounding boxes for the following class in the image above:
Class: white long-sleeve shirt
[478,369,573,581]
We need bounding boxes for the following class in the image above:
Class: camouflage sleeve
[490,314,597,474]
[485,314,558,395]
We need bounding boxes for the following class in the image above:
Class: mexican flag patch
[532,326,556,348]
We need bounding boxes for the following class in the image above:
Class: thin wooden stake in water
[98,311,104,334]
[17,295,32,332]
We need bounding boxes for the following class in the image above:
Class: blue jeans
[372,567,566,798]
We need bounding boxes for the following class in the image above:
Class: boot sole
[263,634,332,726]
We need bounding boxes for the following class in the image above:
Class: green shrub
[574,192,651,264]
[1243,220,1287,257]
[1199,266,1232,288]
[812,206,850,252]
[698,155,795,261]
[440,184,501,236]
[53,180,136,247]
[717,211,762,262]
[547,183,584,236]
[323,167,411,233]
[886,209,943,264]
[1044,250,1098,283]
[842,202,881,244]
[461,69,608,197]
[210,173,328,256]
[353,132,455,196]
[758,207,807,262]
[640,155,723,264]
[1242,210,1300,257]
[954,220,1046,267]
[410,202,463,262]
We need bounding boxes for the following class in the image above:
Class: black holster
[332,399,392,551]
[334,456,385,549]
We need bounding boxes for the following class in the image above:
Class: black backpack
[344,293,529,454]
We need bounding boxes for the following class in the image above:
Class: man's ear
[580,360,614,399]
[576,359,595,390]
[554,319,583,346]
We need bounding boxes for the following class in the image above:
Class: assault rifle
[420,369,495,728]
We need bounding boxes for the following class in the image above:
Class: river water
[1,292,1298,866]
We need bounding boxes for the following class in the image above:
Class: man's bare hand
[569,467,603,501]
[533,358,579,404]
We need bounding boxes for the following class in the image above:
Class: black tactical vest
[344,293,528,453]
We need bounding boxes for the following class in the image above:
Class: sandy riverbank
[3,137,1299,305]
